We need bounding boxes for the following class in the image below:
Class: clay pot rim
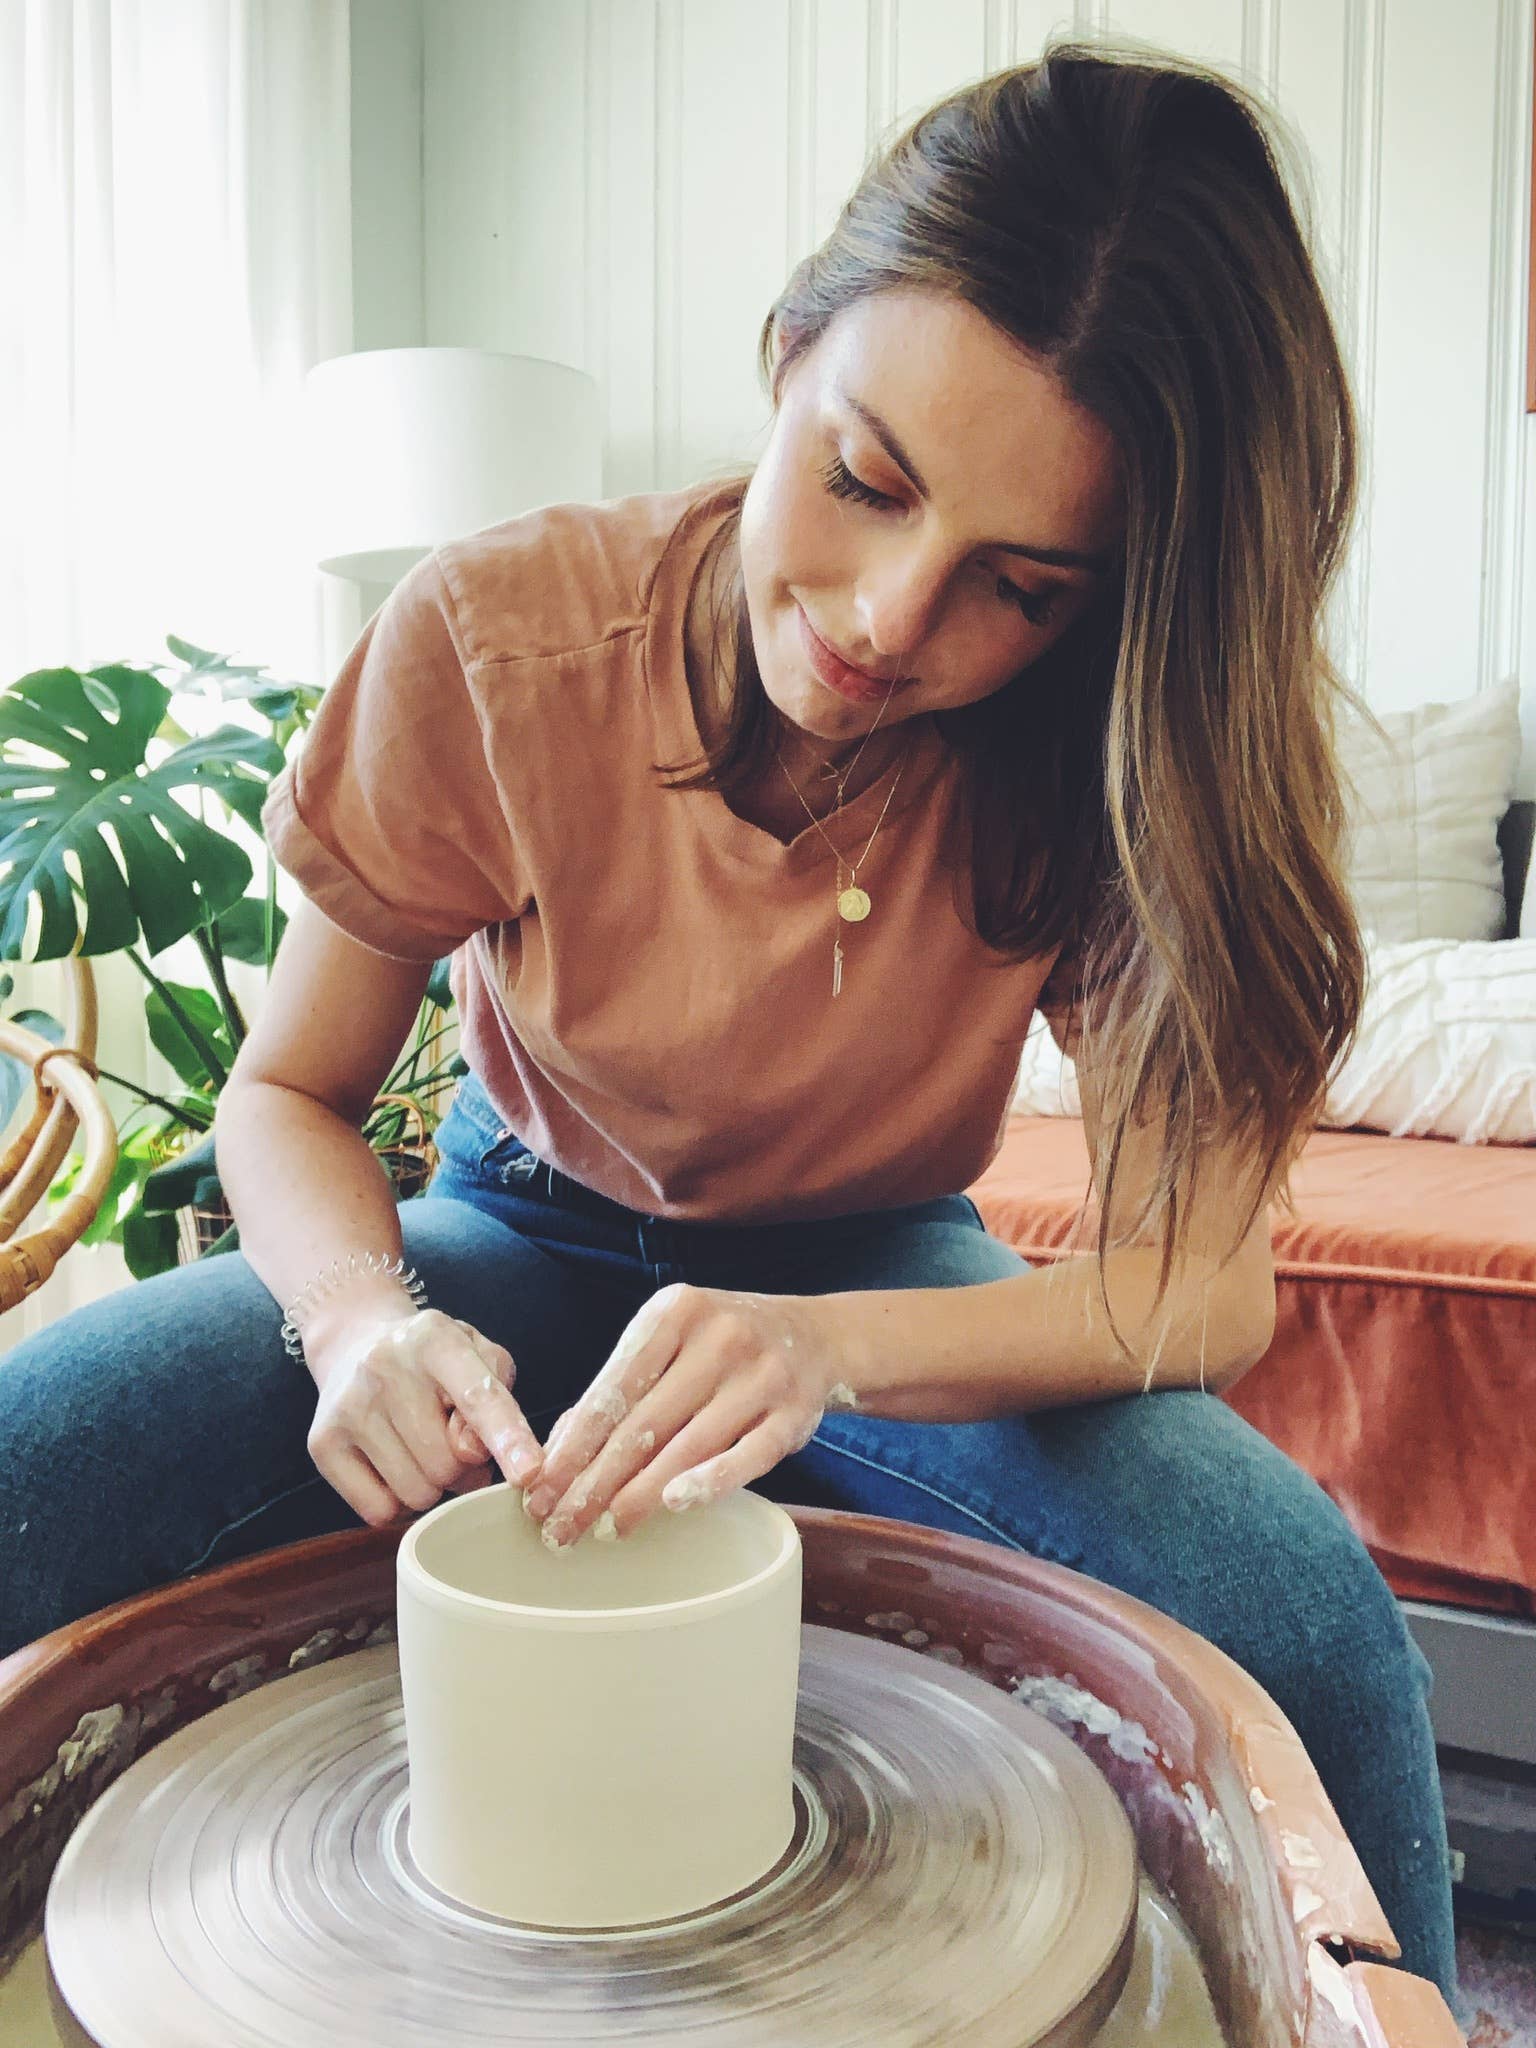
[398,1486,801,1628]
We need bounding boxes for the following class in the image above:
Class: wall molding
[583,0,609,479]
[655,2,684,489]
[787,0,817,282]
[1240,0,1280,98]
[866,0,899,156]
[1328,0,1385,687]
[1479,0,1532,698]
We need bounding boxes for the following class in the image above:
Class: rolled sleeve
[262,550,524,961]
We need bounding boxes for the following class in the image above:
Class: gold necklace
[779,675,899,805]
[778,749,908,997]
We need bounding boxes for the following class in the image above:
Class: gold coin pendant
[837,886,872,924]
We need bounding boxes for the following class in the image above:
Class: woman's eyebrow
[834,384,1117,574]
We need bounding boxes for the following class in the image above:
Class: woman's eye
[819,452,1059,627]
[818,452,894,510]
[997,577,1057,626]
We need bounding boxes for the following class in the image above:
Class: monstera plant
[0,638,462,1276]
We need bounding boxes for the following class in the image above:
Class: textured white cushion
[1339,684,1521,942]
[1013,1012,1081,1118]
[1325,937,1536,1143]
[1014,938,1536,1145]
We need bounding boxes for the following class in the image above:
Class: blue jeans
[0,1073,1456,2004]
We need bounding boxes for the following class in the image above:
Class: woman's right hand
[304,1306,546,1527]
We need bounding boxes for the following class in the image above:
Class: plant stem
[127,949,230,1089]
[263,858,278,974]
[384,1022,457,1093]
[365,1090,412,1142]
[194,923,248,1046]
[95,1067,213,1130]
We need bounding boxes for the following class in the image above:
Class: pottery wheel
[45,1625,1138,2047]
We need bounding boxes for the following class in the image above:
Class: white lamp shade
[301,347,603,581]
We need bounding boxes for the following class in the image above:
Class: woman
[1,40,1457,2006]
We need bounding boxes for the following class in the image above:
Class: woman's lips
[797,605,907,705]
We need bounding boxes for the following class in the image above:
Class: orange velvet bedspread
[968,1117,1536,1617]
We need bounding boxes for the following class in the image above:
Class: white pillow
[1325,937,1536,1143]
[1014,1012,1081,1117]
[1014,938,1536,1145]
[1339,684,1521,942]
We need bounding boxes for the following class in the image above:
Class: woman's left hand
[520,1284,863,1549]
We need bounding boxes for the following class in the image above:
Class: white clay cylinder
[395,1483,803,1928]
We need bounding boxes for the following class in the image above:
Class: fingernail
[506,1446,538,1482]
[524,1488,556,1519]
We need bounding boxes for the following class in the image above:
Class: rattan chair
[0,959,118,1313]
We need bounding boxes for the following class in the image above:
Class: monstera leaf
[0,663,283,960]
[212,894,287,965]
[162,634,322,729]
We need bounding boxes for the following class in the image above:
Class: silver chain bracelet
[280,1251,429,1359]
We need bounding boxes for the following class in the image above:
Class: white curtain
[0,0,355,1344]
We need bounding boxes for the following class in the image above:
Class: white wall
[350,0,1535,797]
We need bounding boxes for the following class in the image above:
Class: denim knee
[1217,1499,1428,1746]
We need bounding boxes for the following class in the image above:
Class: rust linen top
[262,476,1060,1223]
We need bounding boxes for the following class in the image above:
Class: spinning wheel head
[44,1628,1139,2046]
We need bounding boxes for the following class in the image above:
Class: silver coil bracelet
[280,1251,429,1359]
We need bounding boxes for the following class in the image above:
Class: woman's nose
[852,563,942,669]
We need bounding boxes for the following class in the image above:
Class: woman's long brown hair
[660,37,1365,1365]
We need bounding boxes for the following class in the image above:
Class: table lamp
[300,346,603,583]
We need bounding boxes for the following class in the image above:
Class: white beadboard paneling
[423,0,589,362]
[373,0,1535,773]
[597,0,658,498]
[1518,426,1536,797]
[421,0,514,350]
[674,4,790,480]
[894,1,992,124]
[582,0,610,462]
[1008,7,1081,63]
[1240,0,1280,96]
[1103,0,1245,65]
[1307,0,1385,678]
[655,0,686,486]
[808,5,876,248]
[350,0,426,354]
[786,0,816,286]
[1367,2,1502,711]
[1478,0,1530,709]
[1272,0,1352,288]
[866,0,901,151]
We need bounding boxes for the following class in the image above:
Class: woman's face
[737,289,1125,746]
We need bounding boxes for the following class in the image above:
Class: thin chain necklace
[777,748,908,998]
[779,675,899,809]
